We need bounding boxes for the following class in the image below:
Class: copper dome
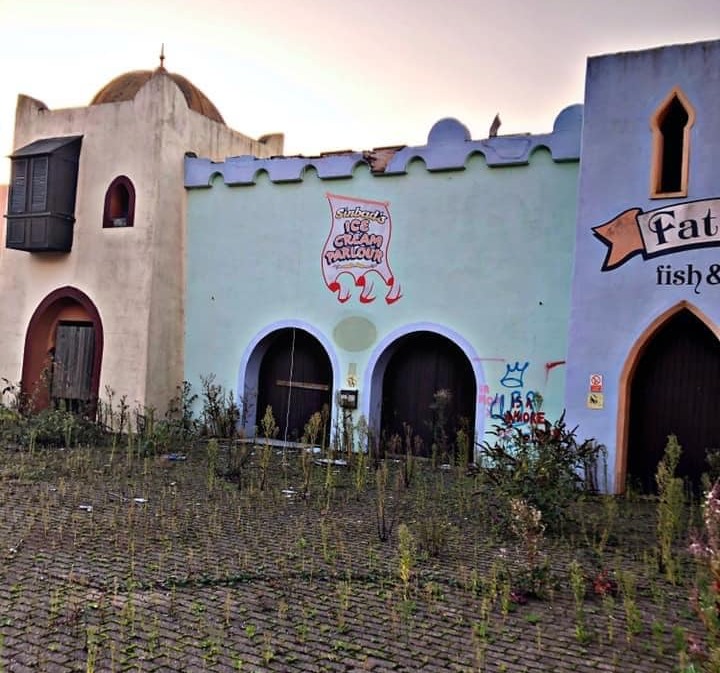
[90,67,225,124]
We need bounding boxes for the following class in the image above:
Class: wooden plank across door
[276,380,329,391]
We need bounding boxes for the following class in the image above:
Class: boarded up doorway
[21,287,103,414]
[380,331,475,458]
[256,328,332,443]
[627,309,720,491]
[51,322,95,412]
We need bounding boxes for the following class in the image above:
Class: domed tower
[0,58,284,415]
[90,66,226,124]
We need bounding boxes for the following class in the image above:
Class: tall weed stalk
[656,434,685,584]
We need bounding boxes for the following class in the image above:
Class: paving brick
[0,447,706,673]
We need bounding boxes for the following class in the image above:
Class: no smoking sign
[589,374,603,393]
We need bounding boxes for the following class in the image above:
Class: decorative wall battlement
[184,105,582,188]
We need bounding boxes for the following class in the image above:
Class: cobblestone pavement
[0,444,703,672]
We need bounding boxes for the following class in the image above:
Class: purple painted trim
[184,106,583,188]
[362,322,486,454]
[236,319,342,438]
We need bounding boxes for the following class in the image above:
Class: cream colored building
[0,65,283,414]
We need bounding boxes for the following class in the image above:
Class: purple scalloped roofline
[184,105,582,188]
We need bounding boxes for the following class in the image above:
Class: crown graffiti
[500,361,529,389]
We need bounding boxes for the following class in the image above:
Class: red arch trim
[21,286,104,412]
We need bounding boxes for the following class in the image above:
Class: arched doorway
[22,287,103,414]
[627,309,720,491]
[255,328,333,443]
[380,331,476,458]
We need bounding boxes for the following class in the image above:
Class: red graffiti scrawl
[322,193,402,304]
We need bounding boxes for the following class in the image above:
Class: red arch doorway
[21,287,103,413]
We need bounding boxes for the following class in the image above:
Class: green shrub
[165,381,199,443]
[415,514,452,558]
[476,411,605,532]
[24,407,105,448]
[200,375,240,438]
[0,405,24,445]
[688,479,720,671]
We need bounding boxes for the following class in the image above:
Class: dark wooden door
[381,332,475,458]
[256,329,332,443]
[51,322,95,410]
[628,310,720,491]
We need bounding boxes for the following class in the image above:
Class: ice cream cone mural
[322,193,402,304]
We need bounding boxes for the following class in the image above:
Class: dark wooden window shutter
[30,156,48,212]
[9,159,28,214]
[5,135,82,252]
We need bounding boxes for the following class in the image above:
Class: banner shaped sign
[322,193,402,304]
[593,197,720,271]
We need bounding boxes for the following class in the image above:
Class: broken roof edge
[184,105,582,188]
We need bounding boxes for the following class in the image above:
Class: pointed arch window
[650,89,694,198]
[103,175,135,228]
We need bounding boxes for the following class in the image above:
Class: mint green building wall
[185,112,581,447]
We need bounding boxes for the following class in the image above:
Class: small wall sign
[589,374,603,393]
[587,392,604,409]
[339,389,358,410]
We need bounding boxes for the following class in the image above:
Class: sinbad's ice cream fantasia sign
[322,193,402,304]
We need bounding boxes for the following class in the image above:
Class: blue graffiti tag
[481,363,546,428]
[499,361,529,388]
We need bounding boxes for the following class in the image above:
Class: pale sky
[0,0,718,182]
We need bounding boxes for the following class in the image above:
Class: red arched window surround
[102,175,136,228]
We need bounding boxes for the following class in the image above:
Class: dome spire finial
[159,43,165,70]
